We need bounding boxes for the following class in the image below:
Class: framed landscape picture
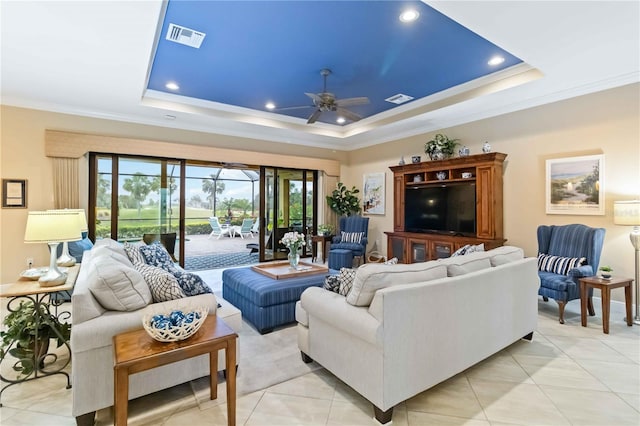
[546,154,604,215]
[363,172,385,215]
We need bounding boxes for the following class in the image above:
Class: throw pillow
[68,237,94,262]
[135,263,185,303]
[87,255,152,311]
[323,274,341,293]
[452,243,485,257]
[337,268,357,296]
[139,243,180,275]
[174,271,212,297]
[340,231,364,244]
[123,241,146,265]
[537,253,586,275]
[384,257,398,265]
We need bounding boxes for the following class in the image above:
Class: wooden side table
[113,316,238,425]
[311,235,332,263]
[579,276,633,334]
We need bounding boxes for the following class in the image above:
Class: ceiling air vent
[385,93,414,105]
[166,23,205,49]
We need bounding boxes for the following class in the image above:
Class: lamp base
[40,242,69,287]
[56,241,77,267]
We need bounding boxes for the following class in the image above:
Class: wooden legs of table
[225,341,237,426]
[581,278,633,334]
[114,365,128,426]
[624,284,633,328]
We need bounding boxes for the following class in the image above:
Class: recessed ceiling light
[265,102,276,110]
[399,9,419,23]
[488,56,505,66]
[165,82,179,90]
[336,117,346,124]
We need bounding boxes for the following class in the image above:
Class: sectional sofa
[296,246,540,424]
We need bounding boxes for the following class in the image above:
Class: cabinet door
[408,239,428,263]
[476,166,495,239]
[393,175,404,231]
[388,236,407,263]
[430,241,453,259]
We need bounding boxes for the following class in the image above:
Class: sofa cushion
[93,238,127,257]
[537,253,586,275]
[139,243,181,275]
[323,274,341,293]
[174,271,212,297]
[123,241,146,265]
[346,261,447,307]
[135,263,185,302]
[68,237,94,262]
[338,268,357,296]
[91,245,134,267]
[87,255,152,311]
[438,252,492,277]
[489,246,524,266]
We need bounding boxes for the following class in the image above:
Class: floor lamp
[24,211,82,287]
[614,200,640,325]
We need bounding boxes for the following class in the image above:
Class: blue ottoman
[329,249,354,270]
[222,266,336,334]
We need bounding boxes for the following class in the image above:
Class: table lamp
[24,211,82,286]
[613,200,640,325]
[48,209,88,266]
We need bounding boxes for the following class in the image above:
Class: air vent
[166,23,205,48]
[385,93,414,105]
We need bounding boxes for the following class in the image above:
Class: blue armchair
[331,215,370,264]
[537,224,606,324]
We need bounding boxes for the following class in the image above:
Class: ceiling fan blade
[335,96,370,107]
[305,92,323,103]
[275,105,314,111]
[336,107,362,123]
[307,109,322,124]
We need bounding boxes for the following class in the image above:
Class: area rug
[184,252,258,271]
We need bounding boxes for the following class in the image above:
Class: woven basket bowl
[142,306,208,342]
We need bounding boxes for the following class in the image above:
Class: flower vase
[428,149,445,161]
[288,249,300,270]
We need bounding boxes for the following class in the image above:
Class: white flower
[280,231,305,251]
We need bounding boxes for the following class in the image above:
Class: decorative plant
[317,224,334,236]
[599,265,612,272]
[424,134,460,159]
[326,182,361,216]
[0,301,71,377]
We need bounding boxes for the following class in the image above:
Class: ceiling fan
[278,68,369,124]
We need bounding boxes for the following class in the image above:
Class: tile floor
[1,283,638,425]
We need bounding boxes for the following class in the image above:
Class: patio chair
[208,217,231,239]
[250,218,260,237]
[237,218,254,239]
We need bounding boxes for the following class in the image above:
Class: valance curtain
[52,157,79,209]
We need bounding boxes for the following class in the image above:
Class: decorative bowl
[436,171,447,180]
[20,267,47,280]
[142,306,208,342]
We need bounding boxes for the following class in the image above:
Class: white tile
[248,392,331,424]
[513,354,608,391]
[545,335,634,363]
[0,410,75,425]
[327,399,379,425]
[406,410,491,425]
[266,369,337,400]
[406,375,486,420]
[464,353,533,384]
[578,359,640,394]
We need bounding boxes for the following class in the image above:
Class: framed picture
[363,172,385,215]
[2,179,27,208]
[546,154,604,215]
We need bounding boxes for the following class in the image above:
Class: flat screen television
[404,182,476,236]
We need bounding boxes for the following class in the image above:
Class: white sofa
[296,246,539,424]
[70,242,242,425]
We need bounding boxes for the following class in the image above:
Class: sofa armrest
[300,287,382,346]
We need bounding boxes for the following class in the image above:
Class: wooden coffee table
[113,316,238,425]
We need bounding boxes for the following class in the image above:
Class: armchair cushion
[340,231,364,244]
[537,253,586,275]
[538,271,573,292]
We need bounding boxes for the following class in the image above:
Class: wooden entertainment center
[386,152,507,263]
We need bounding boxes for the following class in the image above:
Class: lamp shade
[47,208,88,232]
[24,211,83,243]
[613,200,640,226]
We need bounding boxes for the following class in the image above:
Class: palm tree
[202,177,225,214]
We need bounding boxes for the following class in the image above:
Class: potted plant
[599,265,613,279]
[0,301,72,377]
[326,182,361,216]
[317,224,334,236]
[424,134,460,160]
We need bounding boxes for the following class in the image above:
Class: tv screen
[404,182,476,236]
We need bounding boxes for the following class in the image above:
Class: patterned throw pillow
[537,253,586,275]
[139,243,180,275]
[135,263,185,303]
[384,257,399,265]
[340,231,364,244]
[323,274,341,293]
[451,243,485,257]
[123,241,146,265]
[338,268,357,296]
[174,271,212,297]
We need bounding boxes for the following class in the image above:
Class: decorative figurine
[482,141,491,153]
[399,156,406,166]
[458,146,470,157]
[411,155,421,164]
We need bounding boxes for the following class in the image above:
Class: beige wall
[0,106,346,282]
[341,83,639,303]
[2,84,639,304]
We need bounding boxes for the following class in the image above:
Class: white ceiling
[1,1,638,151]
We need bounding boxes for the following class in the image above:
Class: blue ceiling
[147,1,522,126]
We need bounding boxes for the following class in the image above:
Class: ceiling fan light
[399,9,419,23]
